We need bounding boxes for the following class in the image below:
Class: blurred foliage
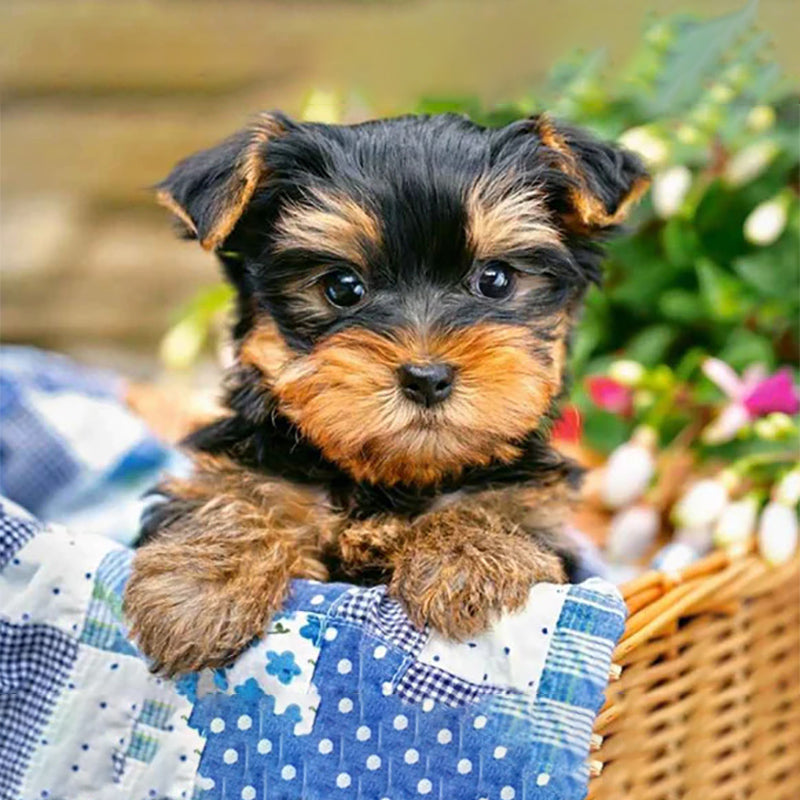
[418,0,798,381]
[164,2,799,447]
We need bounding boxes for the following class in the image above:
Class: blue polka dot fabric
[0,497,626,800]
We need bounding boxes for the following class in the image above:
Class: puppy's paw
[124,545,289,676]
[335,517,406,575]
[390,534,565,640]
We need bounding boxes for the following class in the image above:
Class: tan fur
[273,189,382,267]
[239,319,295,382]
[155,112,285,251]
[388,488,568,638]
[124,454,337,675]
[201,113,285,250]
[533,113,650,231]
[154,188,198,238]
[239,321,567,486]
[466,175,564,259]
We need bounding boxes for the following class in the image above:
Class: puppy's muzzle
[397,362,455,408]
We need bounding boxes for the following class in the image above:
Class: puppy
[124,111,648,675]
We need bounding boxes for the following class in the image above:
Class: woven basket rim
[615,546,799,661]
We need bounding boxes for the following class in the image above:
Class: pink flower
[702,359,799,443]
[586,376,633,416]
[743,369,800,416]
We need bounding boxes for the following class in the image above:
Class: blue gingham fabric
[0,618,78,798]
[0,346,188,544]
[0,349,626,799]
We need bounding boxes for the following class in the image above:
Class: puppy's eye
[321,268,366,308]
[473,260,516,299]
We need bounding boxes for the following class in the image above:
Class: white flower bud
[744,196,789,246]
[651,542,701,574]
[753,416,779,440]
[692,102,723,131]
[724,140,778,187]
[644,21,674,48]
[714,495,759,550]
[651,166,692,218]
[608,359,645,387]
[633,389,656,411]
[724,64,751,89]
[757,501,799,565]
[768,413,798,437]
[600,428,657,509]
[671,476,734,529]
[775,468,800,507]
[755,414,798,442]
[618,126,669,168]
[606,505,661,562]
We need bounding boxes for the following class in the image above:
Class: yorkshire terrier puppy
[124,111,648,675]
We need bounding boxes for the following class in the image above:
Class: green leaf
[733,232,800,299]
[415,96,483,119]
[624,324,678,366]
[548,48,610,118]
[659,289,705,323]
[695,257,752,321]
[609,263,681,314]
[755,299,799,336]
[546,49,606,94]
[606,234,680,312]
[718,328,776,370]
[570,291,608,372]
[581,409,632,455]
[647,0,759,116]
[173,283,235,326]
[692,180,750,262]
[661,218,701,268]
[482,103,529,127]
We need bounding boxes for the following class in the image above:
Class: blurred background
[1,0,797,379]
[1,5,798,794]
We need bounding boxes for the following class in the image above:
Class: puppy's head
[158,112,648,486]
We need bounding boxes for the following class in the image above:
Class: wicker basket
[588,548,800,800]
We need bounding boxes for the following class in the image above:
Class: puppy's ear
[532,114,649,234]
[155,112,287,251]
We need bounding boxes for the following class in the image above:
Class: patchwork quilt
[0,348,626,800]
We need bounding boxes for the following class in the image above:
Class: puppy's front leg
[124,456,333,675]
[388,489,569,640]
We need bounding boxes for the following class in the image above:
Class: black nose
[398,362,455,408]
